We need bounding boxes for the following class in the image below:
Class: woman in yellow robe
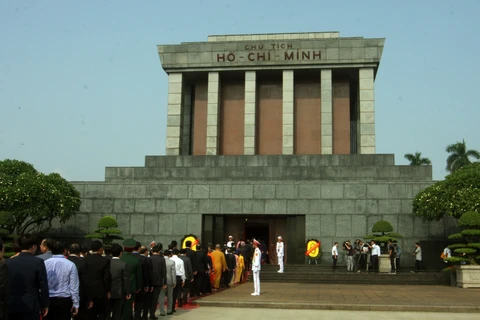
[210,244,227,290]
[235,252,245,284]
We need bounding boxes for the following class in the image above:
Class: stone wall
[49,154,456,267]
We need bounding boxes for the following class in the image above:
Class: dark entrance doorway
[202,214,306,264]
[244,222,269,247]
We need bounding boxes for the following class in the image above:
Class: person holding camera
[344,241,354,272]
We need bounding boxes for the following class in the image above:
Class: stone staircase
[248,264,450,286]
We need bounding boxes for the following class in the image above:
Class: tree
[365,220,403,253]
[446,211,480,265]
[0,159,81,235]
[446,140,480,173]
[404,151,431,165]
[413,163,480,221]
[85,216,123,246]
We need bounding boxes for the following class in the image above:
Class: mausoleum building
[67,32,452,266]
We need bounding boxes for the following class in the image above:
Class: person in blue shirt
[43,240,80,320]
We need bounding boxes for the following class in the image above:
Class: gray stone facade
[50,32,453,267]
[158,32,384,72]
[54,154,456,266]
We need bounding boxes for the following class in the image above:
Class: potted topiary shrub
[85,216,124,247]
[365,220,403,273]
[445,211,480,288]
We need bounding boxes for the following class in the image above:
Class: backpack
[440,251,446,259]
[390,245,397,257]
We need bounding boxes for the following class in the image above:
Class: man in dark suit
[0,240,9,320]
[178,249,193,306]
[184,241,197,296]
[108,243,131,320]
[225,248,236,287]
[120,239,142,320]
[68,243,92,320]
[132,243,152,320]
[84,240,112,320]
[194,244,207,296]
[149,245,166,320]
[6,235,49,320]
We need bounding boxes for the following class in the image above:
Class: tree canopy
[85,216,123,246]
[446,140,480,173]
[0,159,81,235]
[404,151,431,165]
[365,220,403,244]
[412,162,480,221]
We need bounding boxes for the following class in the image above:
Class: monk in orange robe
[235,252,245,283]
[210,244,227,290]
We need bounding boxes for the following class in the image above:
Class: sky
[0,1,479,181]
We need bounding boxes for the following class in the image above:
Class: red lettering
[312,51,321,60]
[248,53,255,61]
[284,52,294,60]
[287,43,293,49]
[217,54,225,62]
[302,51,310,60]
[257,52,265,61]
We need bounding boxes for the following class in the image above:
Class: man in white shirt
[331,242,339,270]
[44,240,80,320]
[443,245,452,264]
[170,249,185,313]
[251,240,262,296]
[370,240,381,272]
[276,236,284,273]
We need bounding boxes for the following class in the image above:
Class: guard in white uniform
[251,239,262,296]
[276,236,284,273]
[225,235,234,254]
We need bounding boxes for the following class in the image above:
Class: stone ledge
[144,154,396,168]
[193,300,479,313]
[105,165,432,182]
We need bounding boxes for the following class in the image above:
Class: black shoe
[150,317,158,320]
[167,313,172,315]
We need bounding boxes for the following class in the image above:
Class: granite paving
[194,282,480,313]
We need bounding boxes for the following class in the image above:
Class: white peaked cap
[278,236,282,239]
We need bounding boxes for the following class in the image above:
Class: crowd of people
[0,234,274,320]
[330,239,433,274]
[331,239,404,273]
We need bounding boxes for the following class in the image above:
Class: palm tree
[404,152,431,165]
[446,140,480,173]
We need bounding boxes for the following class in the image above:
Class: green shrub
[446,211,480,265]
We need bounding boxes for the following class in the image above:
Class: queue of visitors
[0,235,266,320]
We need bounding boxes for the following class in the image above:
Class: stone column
[206,72,220,155]
[166,73,183,155]
[282,70,294,154]
[244,71,256,155]
[358,68,375,154]
[181,85,192,155]
[321,69,333,154]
